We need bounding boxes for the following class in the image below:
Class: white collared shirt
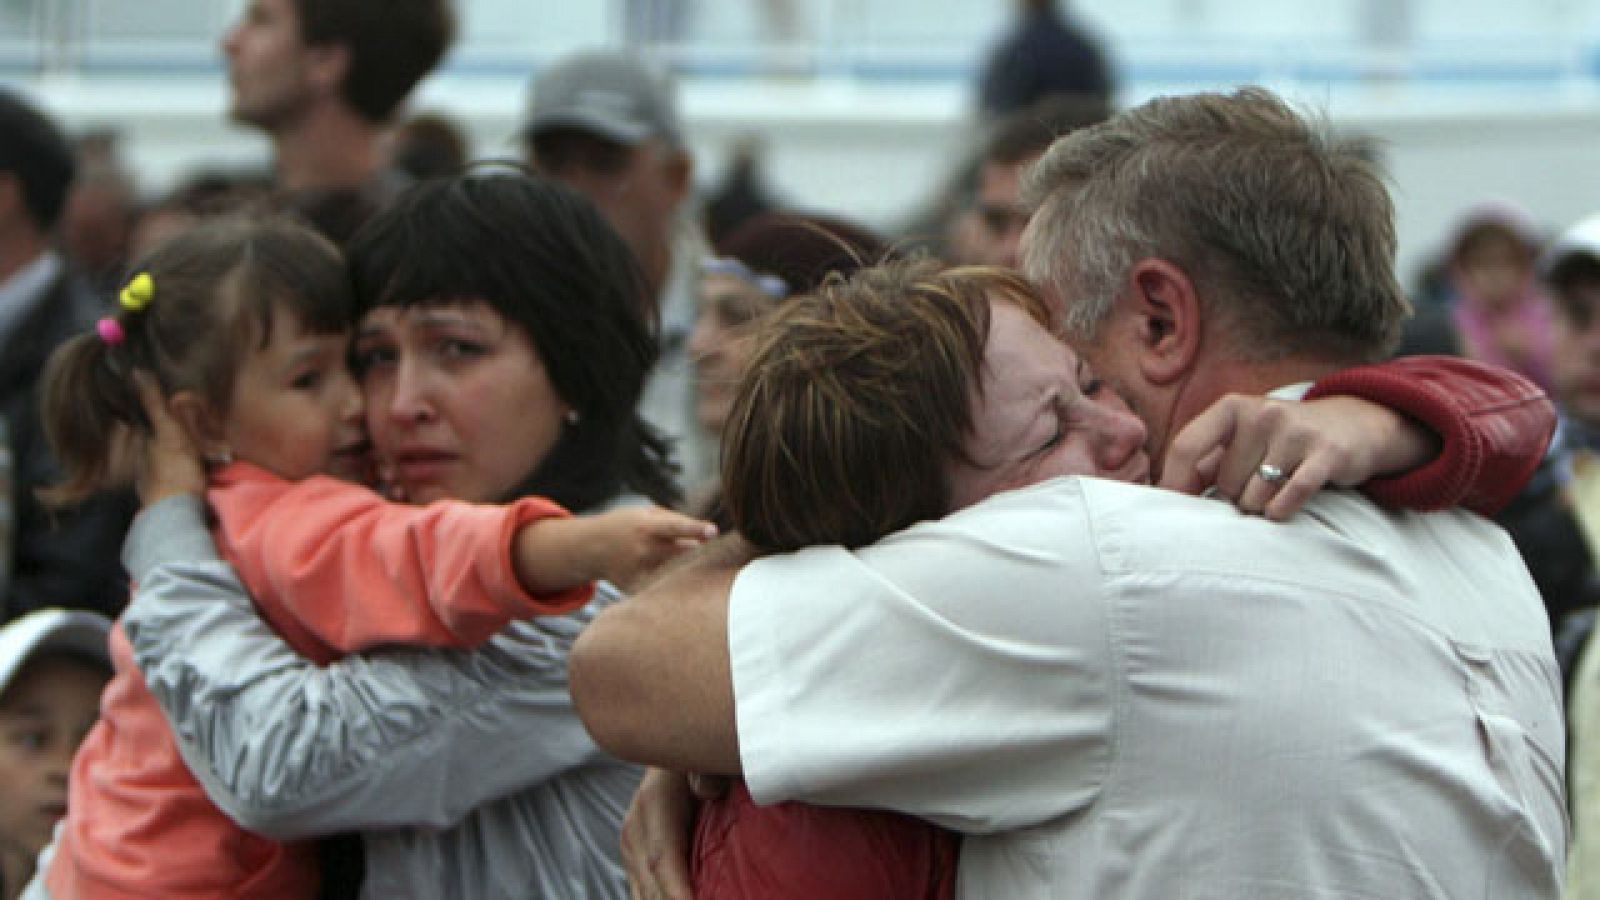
[1270,380,1313,401]
[730,477,1565,898]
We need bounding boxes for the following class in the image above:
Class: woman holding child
[29,171,700,899]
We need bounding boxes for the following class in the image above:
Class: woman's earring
[564,409,580,426]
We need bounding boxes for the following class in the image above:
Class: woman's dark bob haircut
[346,169,680,511]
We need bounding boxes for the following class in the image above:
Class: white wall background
[6,0,1600,288]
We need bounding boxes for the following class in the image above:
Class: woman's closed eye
[290,368,324,390]
[1032,401,1066,457]
[1035,420,1065,456]
[1073,355,1105,398]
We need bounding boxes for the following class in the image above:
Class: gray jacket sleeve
[121,495,609,840]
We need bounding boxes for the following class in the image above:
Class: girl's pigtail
[38,322,147,506]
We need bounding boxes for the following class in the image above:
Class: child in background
[1445,202,1556,391]
[0,610,111,900]
[34,217,711,899]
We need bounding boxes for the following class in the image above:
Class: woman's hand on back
[1159,393,1436,521]
[621,767,698,900]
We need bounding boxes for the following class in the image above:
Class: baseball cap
[1541,213,1600,283]
[0,608,112,698]
[524,50,682,147]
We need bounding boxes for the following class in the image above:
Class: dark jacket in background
[0,264,135,622]
[978,5,1113,117]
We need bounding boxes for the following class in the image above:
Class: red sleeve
[693,781,958,900]
[209,464,593,663]
[1304,355,1556,517]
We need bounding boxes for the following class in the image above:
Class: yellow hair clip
[119,272,154,312]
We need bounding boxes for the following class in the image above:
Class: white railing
[2,0,1597,92]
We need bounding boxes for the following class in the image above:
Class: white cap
[1541,213,1600,282]
[0,608,111,697]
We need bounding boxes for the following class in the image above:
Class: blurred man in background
[949,94,1110,269]
[220,0,455,244]
[522,50,703,482]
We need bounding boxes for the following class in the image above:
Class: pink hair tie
[96,317,126,346]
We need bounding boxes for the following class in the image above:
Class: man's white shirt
[730,477,1566,899]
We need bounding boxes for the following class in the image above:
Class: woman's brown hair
[721,258,1050,552]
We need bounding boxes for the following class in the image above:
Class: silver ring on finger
[1257,462,1288,485]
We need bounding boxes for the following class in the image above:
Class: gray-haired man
[571,88,1566,899]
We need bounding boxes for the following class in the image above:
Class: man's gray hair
[1021,87,1409,364]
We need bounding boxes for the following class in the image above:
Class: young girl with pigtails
[31,216,712,898]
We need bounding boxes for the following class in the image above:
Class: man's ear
[1125,257,1202,386]
[167,390,227,459]
[305,43,351,98]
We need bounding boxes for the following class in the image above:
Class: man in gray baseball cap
[523,50,704,486]
[523,50,693,304]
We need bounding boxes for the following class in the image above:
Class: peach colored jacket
[47,462,588,899]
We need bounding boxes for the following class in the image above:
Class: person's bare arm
[514,507,716,595]
[570,535,752,774]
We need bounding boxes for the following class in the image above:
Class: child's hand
[587,506,718,593]
[131,370,207,506]
[513,507,717,597]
